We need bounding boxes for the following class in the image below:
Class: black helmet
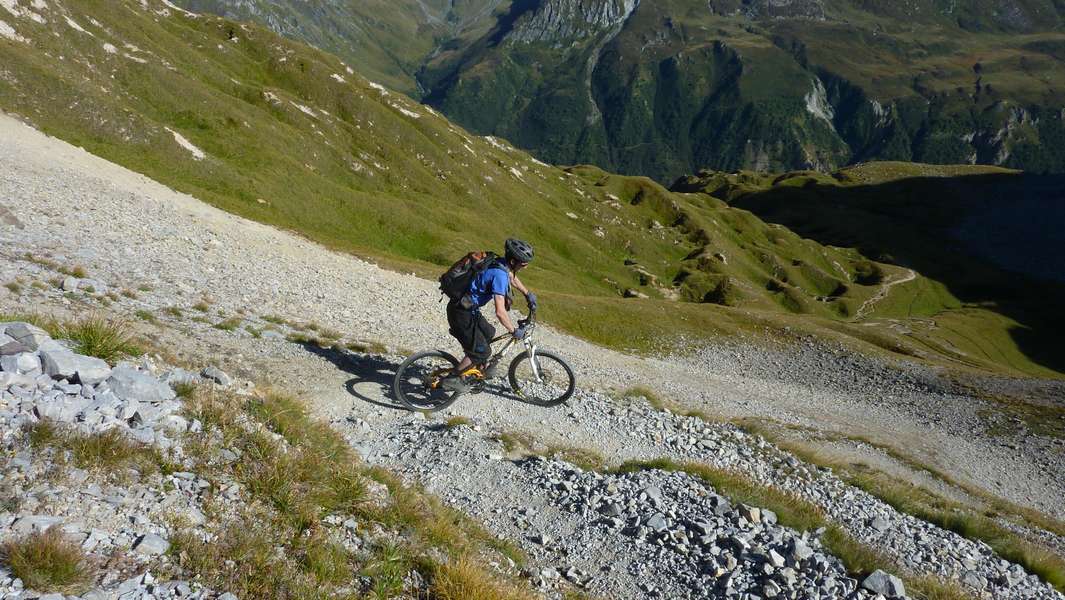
[504,238,534,264]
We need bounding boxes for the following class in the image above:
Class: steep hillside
[0,0,1060,377]
[173,0,1065,181]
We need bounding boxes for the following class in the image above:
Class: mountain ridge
[173,0,1065,180]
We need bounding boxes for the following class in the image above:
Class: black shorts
[446,301,495,363]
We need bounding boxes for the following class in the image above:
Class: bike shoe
[440,374,470,393]
[483,362,501,378]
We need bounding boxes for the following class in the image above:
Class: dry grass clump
[27,421,165,474]
[176,388,529,598]
[491,430,605,471]
[431,556,536,600]
[212,316,243,331]
[1,528,94,594]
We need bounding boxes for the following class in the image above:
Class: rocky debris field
[0,115,1063,599]
[0,322,240,599]
[355,387,1063,600]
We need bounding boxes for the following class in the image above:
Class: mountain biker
[441,238,537,392]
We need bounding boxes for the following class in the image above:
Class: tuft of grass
[134,309,158,324]
[173,382,197,399]
[261,314,289,325]
[4,281,22,294]
[192,300,211,312]
[245,325,263,338]
[822,524,895,577]
[28,421,166,475]
[346,340,390,354]
[213,316,243,331]
[137,284,153,292]
[60,314,143,362]
[444,415,472,429]
[58,265,88,278]
[490,430,605,471]
[121,288,138,299]
[1,529,93,594]
[163,306,183,318]
[431,556,536,600]
[621,386,714,421]
[907,575,980,600]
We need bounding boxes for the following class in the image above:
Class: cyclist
[441,238,537,392]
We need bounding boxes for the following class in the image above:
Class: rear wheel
[393,350,462,412]
[507,350,575,407]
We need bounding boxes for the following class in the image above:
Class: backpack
[439,251,498,301]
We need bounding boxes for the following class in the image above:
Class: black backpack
[439,251,498,300]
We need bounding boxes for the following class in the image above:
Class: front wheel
[508,349,575,407]
[393,350,461,412]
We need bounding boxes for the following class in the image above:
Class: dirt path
[1,114,1063,597]
[854,268,918,320]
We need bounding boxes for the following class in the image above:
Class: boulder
[5,322,51,351]
[61,276,80,291]
[161,368,199,388]
[40,349,111,385]
[108,365,175,403]
[132,533,170,556]
[861,569,906,598]
[0,332,29,355]
[1,352,40,375]
[201,366,232,386]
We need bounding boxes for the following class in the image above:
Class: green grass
[212,316,243,331]
[4,281,22,294]
[1,528,93,595]
[134,309,159,324]
[0,0,1054,379]
[60,315,143,362]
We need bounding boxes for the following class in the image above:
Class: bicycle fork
[525,341,544,383]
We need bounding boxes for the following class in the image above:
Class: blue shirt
[466,261,510,308]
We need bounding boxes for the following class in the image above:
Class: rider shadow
[294,342,539,410]
[294,342,408,411]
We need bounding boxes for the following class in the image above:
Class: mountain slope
[174,0,1065,181]
[0,0,1060,378]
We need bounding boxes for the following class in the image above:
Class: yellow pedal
[461,367,485,379]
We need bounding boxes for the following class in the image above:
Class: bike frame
[487,321,542,382]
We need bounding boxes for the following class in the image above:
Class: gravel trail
[2,114,1063,599]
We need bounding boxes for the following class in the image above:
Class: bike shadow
[295,341,543,410]
[295,342,407,411]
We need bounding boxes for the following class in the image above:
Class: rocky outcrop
[510,0,640,43]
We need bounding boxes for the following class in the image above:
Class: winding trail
[854,268,918,320]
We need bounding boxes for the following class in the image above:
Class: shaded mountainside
[0,0,1061,377]
[672,162,1065,374]
[174,0,1065,181]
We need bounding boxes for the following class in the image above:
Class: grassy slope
[0,0,1059,377]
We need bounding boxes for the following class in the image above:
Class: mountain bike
[392,312,575,412]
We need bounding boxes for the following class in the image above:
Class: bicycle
[392,311,576,412]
